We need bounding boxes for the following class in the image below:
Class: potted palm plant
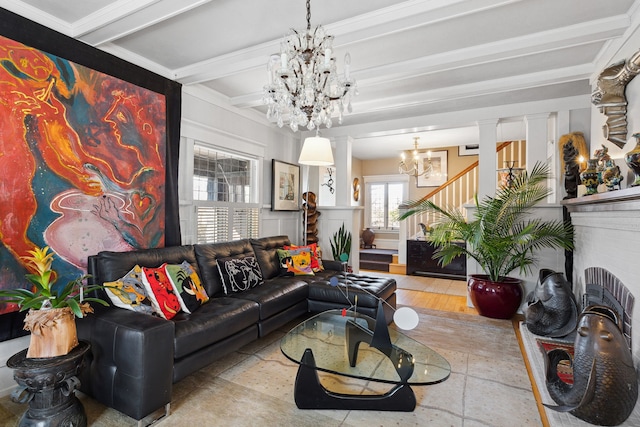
[399,162,574,319]
[0,246,108,358]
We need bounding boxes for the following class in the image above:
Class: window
[364,175,408,231]
[193,146,259,243]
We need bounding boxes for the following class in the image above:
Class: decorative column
[524,113,550,172]
[316,136,363,272]
[477,119,498,201]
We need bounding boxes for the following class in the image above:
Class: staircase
[398,140,526,266]
[401,140,525,239]
[359,248,398,272]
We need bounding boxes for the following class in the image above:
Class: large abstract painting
[0,8,182,338]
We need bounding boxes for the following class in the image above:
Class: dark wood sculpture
[302,191,319,244]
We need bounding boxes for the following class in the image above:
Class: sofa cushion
[171,297,260,359]
[103,265,155,316]
[194,240,256,297]
[165,261,209,313]
[141,265,183,320]
[217,256,264,294]
[231,277,308,319]
[250,236,291,280]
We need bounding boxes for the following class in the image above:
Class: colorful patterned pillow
[284,243,324,272]
[165,261,209,313]
[217,256,264,294]
[141,264,182,320]
[278,248,314,276]
[276,249,295,276]
[103,265,155,315]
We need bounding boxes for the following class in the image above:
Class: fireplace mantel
[562,186,640,212]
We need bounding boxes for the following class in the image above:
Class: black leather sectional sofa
[77,235,396,423]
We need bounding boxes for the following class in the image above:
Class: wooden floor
[396,288,478,315]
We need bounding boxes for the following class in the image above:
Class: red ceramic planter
[468,274,523,319]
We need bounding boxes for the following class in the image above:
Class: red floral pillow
[141,264,182,320]
[284,243,324,272]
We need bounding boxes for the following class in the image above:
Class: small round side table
[7,341,90,427]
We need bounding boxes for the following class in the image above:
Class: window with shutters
[193,146,259,243]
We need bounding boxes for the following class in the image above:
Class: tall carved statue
[558,132,588,199]
[302,191,319,244]
[591,48,640,148]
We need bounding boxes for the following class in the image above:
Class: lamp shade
[298,136,334,166]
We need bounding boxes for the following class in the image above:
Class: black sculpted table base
[281,302,450,411]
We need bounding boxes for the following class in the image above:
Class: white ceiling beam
[177,11,627,88]
[172,0,528,84]
[71,0,160,37]
[232,64,591,113]
[77,0,212,45]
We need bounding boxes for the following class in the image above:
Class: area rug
[0,308,540,426]
[519,321,640,427]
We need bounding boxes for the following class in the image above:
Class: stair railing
[398,140,524,261]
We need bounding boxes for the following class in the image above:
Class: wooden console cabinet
[406,240,467,280]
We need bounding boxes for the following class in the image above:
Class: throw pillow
[217,256,264,294]
[284,243,324,272]
[141,264,182,320]
[276,248,295,276]
[279,247,314,276]
[165,261,209,313]
[103,265,155,315]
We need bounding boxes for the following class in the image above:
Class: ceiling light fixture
[399,137,432,180]
[263,0,357,132]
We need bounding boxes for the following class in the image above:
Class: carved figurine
[562,139,581,198]
[591,48,640,148]
[302,191,320,244]
[545,306,638,426]
[524,269,578,338]
[602,159,623,191]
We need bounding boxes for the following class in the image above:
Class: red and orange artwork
[0,35,167,313]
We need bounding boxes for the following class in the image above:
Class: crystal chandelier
[399,137,432,179]
[263,0,356,132]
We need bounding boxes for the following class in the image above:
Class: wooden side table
[7,341,90,427]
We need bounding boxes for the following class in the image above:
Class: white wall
[179,85,302,243]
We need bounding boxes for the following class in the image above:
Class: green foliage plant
[0,246,109,318]
[330,222,352,262]
[399,162,574,282]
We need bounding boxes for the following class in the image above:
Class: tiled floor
[0,274,541,426]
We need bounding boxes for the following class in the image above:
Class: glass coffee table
[280,307,450,411]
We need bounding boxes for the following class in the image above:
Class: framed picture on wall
[272,159,300,211]
[417,150,448,187]
[459,144,479,156]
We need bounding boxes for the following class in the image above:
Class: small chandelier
[263,0,357,132]
[399,137,432,179]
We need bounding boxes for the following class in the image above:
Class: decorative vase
[580,158,599,195]
[468,275,523,319]
[24,307,79,358]
[626,133,640,187]
[361,228,375,248]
